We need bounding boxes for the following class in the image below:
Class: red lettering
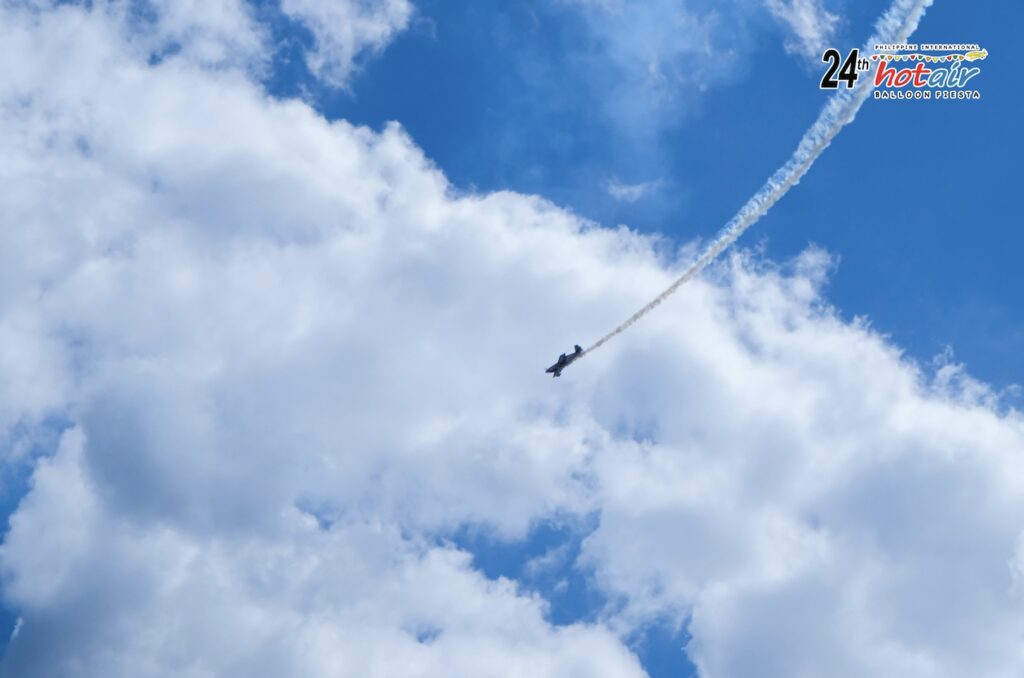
[893,69,913,87]
[911,62,932,87]
[874,60,932,88]
[874,60,897,87]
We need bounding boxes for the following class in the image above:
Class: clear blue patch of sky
[448,517,698,677]
[0,418,73,658]
[448,517,606,627]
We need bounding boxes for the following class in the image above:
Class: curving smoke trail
[583,0,934,356]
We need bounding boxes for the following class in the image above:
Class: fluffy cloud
[581,253,1024,676]
[11,0,270,69]
[0,4,647,674]
[1,2,1023,678]
[764,0,839,59]
[281,0,414,87]
[140,0,269,68]
[2,431,644,677]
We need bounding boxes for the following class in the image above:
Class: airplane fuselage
[545,345,583,377]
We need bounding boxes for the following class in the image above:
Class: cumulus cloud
[581,252,1024,676]
[2,432,644,677]
[42,0,271,69]
[0,4,644,674]
[143,0,269,67]
[281,0,414,87]
[1,2,1023,678]
[764,0,839,59]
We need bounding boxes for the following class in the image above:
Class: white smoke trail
[584,0,933,355]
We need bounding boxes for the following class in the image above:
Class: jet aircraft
[546,345,583,377]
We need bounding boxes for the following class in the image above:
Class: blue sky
[1,2,1022,677]
[278,0,1018,394]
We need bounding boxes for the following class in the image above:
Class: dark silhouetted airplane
[545,345,583,377]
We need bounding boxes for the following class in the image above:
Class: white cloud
[2,432,643,677]
[142,0,269,68]
[40,0,271,69]
[579,253,1024,676]
[764,0,839,59]
[281,0,414,87]
[562,0,737,138]
[554,0,834,182]
[0,5,644,674]
[562,0,840,138]
[1,3,1023,678]
[607,179,662,203]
